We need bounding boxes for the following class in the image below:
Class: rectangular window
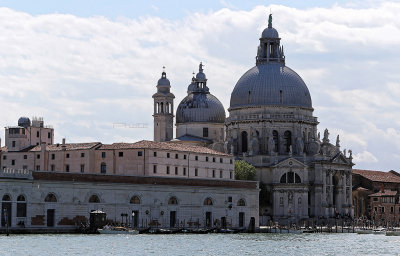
[230,171,233,179]
[184,155,187,160]
[48,132,51,139]
[66,153,70,158]
[213,157,216,162]
[212,170,215,178]
[36,165,40,171]
[138,151,143,156]
[374,207,378,212]
[195,156,198,161]
[230,159,233,164]
[195,168,198,176]
[119,152,123,157]
[153,165,157,174]
[51,165,55,171]
[220,158,223,163]
[391,207,394,213]
[81,153,85,157]
[66,164,70,172]
[12,141,15,147]
[183,168,186,176]
[373,197,378,202]
[101,152,106,158]
[23,155,27,159]
[203,127,209,137]
[11,160,15,166]
[382,207,385,213]
[51,154,55,160]
[37,154,40,159]
[206,157,209,162]
[101,164,106,173]
[153,152,157,157]
[167,153,170,158]
[2,155,6,160]
[175,167,178,175]
[175,154,178,159]
[167,166,170,174]
[220,170,223,178]
[36,131,39,137]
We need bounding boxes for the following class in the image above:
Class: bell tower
[152,67,175,142]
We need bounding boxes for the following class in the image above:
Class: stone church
[153,15,354,223]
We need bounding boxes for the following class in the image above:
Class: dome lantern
[257,14,285,65]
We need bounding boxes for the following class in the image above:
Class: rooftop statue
[268,14,272,27]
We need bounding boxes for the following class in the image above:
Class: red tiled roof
[353,169,400,183]
[98,140,230,156]
[369,190,397,197]
[30,142,101,152]
[355,187,370,192]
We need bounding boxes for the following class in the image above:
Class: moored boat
[386,228,400,236]
[98,226,139,235]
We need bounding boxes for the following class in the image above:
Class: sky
[0,1,399,171]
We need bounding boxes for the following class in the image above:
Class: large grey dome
[230,62,312,109]
[176,93,226,123]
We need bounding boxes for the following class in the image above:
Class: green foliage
[234,160,256,180]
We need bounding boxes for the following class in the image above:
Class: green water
[1,233,399,256]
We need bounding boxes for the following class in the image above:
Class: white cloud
[0,3,400,171]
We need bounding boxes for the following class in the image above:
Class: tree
[234,160,256,180]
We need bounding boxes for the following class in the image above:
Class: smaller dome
[262,27,279,38]
[18,117,31,127]
[187,80,196,94]
[196,72,206,81]
[157,71,170,86]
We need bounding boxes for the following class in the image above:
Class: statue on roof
[336,135,340,148]
[268,14,272,27]
[323,128,329,143]
[199,62,204,73]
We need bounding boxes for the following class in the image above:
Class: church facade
[154,15,354,223]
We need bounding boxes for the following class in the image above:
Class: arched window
[284,130,292,153]
[204,197,213,206]
[2,195,11,201]
[160,102,164,113]
[273,130,279,152]
[130,196,140,204]
[168,196,178,205]
[241,131,248,153]
[295,173,301,183]
[280,172,301,184]
[100,163,106,174]
[89,195,100,203]
[237,199,246,206]
[17,195,27,217]
[280,173,287,183]
[45,193,57,202]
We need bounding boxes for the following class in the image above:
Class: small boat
[386,228,400,236]
[98,226,139,235]
[372,228,386,235]
[355,228,373,234]
[269,227,303,234]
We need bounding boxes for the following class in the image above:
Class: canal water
[1,233,400,255]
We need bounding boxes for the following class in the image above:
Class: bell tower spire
[152,67,175,142]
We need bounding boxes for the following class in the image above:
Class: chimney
[62,138,66,151]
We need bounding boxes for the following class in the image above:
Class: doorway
[239,212,245,228]
[170,211,176,228]
[206,212,212,228]
[132,210,139,228]
[47,209,55,227]
[1,202,11,227]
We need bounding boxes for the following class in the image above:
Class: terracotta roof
[353,169,400,183]
[355,187,370,192]
[30,142,101,152]
[369,190,397,197]
[98,140,230,156]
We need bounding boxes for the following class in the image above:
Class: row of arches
[154,101,173,114]
[241,130,292,153]
[5,193,246,207]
